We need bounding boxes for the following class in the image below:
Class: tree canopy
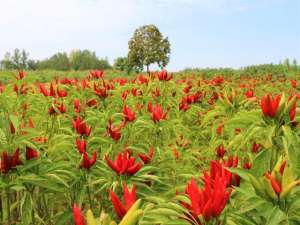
[128,24,170,73]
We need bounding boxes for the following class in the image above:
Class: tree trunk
[146,64,150,75]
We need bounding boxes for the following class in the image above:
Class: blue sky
[0,0,299,71]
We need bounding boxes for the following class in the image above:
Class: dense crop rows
[0,70,300,225]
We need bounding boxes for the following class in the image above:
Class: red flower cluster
[264,160,286,196]
[86,98,97,107]
[0,149,22,174]
[76,138,86,154]
[216,145,226,158]
[288,96,297,122]
[157,70,173,81]
[184,173,231,223]
[39,83,67,98]
[72,115,96,170]
[74,137,96,170]
[105,150,142,176]
[148,102,168,123]
[291,79,297,88]
[26,147,39,160]
[93,81,113,98]
[138,147,154,164]
[74,99,81,113]
[110,182,136,219]
[16,71,26,80]
[13,83,28,95]
[72,116,92,137]
[260,94,281,118]
[252,142,261,153]
[245,89,254,98]
[123,105,136,122]
[107,119,124,141]
[90,70,104,79]
[179,92,202,111]
[49,101,66,115]
[72,204,86,225]
[211,76,224,86]
[209,157,240,187]
[80,151,97,170]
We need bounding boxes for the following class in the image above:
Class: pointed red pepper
[80,151,97,170]
[138,147,154,164]
[107,119,123,141]
[25,147,39,160]
[72,116,91,137]
[150,103,167,123]
[76,138,86,154]
[260,94,281,118]
[105,150,142,176]
[57,88,67,98]
[73,203,86,225]
[39,83,49,96]
[265,172,281,195]
[74,99,81,113]
[110,182,136,219]
[123,105,136,122]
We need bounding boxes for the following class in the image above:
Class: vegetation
[1,49,112,71]
[0,69,300,225]
[128,24,171,73]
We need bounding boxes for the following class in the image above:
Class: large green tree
[128,24,170,73]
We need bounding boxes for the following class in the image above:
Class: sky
[0,0,299,71]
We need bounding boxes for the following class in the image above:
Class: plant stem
[6,188,10,224]
[85,172,94,211]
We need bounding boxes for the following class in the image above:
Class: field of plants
[0,70,300,225]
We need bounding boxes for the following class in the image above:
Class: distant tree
[128,24,170,73]
[0,52,14,70]
[283,58,290,68]
[20,49,29,69]
[0,49,29,70]
[114,56,135,74]
[69,50,110,70]
[27,59,38,70]
[98,57,112,70]
[292,58,298,70]
[37,52,70,71]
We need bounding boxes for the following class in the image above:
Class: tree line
[0,49,112,71]
[0,24,171,73]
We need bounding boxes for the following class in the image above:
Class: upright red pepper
[73,204,86,225]
[110,182,136,219]
[260,94,281,118]
[80,151,97,170]
[105,150,142,176]
[123,105,136,122]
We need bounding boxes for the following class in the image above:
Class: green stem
[42,193,51,224]
[6,188,10,224]
[84,172,94,211]
[0,192,3,224]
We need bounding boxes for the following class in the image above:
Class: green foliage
[113,57,137,74]
[70,50,111,71]
[0,70,299,225]
[0,49,30,70]
[128,25,170,72]
[37,52,70,71]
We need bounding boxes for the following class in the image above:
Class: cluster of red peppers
[72,116,96,170]
[182,159,234,224]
